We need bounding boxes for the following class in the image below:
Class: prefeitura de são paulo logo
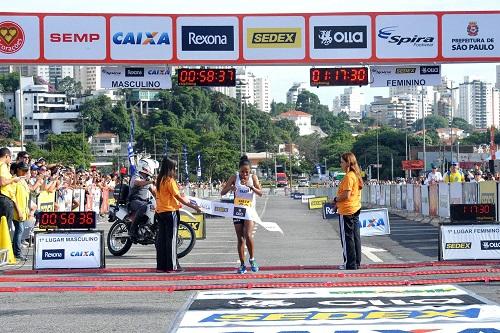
[467,21,479,37]
[0,21,25,54]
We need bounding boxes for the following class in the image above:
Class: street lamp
[446,84,459,165]
[80,115,89,151]
[420,88,427,170]
[237,79,248,155]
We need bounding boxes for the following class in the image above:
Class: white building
[286,82,308,105]
[90,133,122,157]
[496,65,500,90]
[369,96,405,126]
[253,77,271,113]
[334,87,364,121]
[233,68,271,113]
[458,78,494,129]
[278,110,313,136]
[74,66,101,93]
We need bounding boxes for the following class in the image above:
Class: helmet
[137,158,158,177]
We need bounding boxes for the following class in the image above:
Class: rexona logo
[481,240,500,250]
[71,251,95,257]
[314,26,367,49]
[181,26,234,51]
[378,26,435,47]
[42,249,65,260]
[112,32,170,45]
[446,242,472,249]
[49,33,100,43]
[0,21,25,54]
[125,68,144,77]
[247,28,301,48]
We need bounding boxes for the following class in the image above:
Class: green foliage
[0,72,19,92]
[45,133,93,167]
[451,117,474,132]
[56,76,82,97]
[413,115,448,131]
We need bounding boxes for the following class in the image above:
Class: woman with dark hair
[333,152,364,270]
[221,155,263,274]
[155,157,200,272]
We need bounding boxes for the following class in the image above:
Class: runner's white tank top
[234,172,256,208]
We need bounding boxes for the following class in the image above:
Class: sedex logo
[378,26,435,46]
[314,26,367,49]
[42,249,65,260]
[182,26,234,51]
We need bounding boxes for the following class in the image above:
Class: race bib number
[234,198,252,207]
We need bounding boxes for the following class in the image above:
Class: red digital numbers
[310,67,369,86]
[38,212,95,229]
[177,68,236,86]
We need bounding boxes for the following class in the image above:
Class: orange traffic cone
[0,216,16,264]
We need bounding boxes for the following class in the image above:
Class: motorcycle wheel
[107,220,133,256]
[177,221,196,258]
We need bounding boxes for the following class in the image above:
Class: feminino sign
[370,65,441,87]
[100,66,172,89]
[440,224,500,260]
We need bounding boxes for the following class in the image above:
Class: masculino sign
[440,224,500,260]
[370,65,441,87]
[358,208,390,237]
[34,231,104,269]
[100,66,172,89]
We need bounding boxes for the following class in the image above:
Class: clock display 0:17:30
[177,68,236,86]
[37,211,96,229]
[310,67,369,86]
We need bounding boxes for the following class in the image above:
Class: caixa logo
[359,218,385,228]
[378,26,435,46]
[42,249,65,260]
[71,251,95,257]
[181,26,234,51]
[112,32,170,45]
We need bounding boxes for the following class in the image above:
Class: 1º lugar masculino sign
[100,66,172,89]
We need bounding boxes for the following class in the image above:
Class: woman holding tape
[221,155,263,274]
[333,152,363,270]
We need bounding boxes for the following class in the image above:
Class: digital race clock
[36,211,96,229]
[449,204,496,222]
[177,68,236,87]
[310,67,369,86]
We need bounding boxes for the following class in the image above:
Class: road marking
[361,246,387,263]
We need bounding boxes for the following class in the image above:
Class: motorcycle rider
[128,159,157,240]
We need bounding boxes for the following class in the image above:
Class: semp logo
[112,32,170,45]
[420,65,440,75]
[247,28,301,48]
[446,242,472,249]
[481,240,500,250]
[378,26,435,47]
[125,67,144,77]
[314,25,367,49]
[0,21,25,54]
[181,26,234,51]
[233,207,247,218]
[42,249,65,260]
[49,33,100,43]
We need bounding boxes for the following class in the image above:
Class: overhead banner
[440,224,500,260]
[370,65,441,87]
[402,160,424,170]
[359,208,390,237]
[100,66,172,89]
[34,231,104,269]
[421,185,430,216]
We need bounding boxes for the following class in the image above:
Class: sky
[3,0,500,107]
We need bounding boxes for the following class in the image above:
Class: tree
[45,133,93,167]
[0,72,19,92]
[413,115,448,131]
[78,95,111,137]
[56,76,82,97]
[451,117,474,132]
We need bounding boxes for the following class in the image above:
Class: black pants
[339,209,361,269]
[0,195,14,240]
[155,211,179,271]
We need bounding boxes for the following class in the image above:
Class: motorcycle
[107,183,196,258]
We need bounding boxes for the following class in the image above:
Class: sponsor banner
[359,208,390,237]
[438,183,450,218]
[100,66,172,89]
[376,14,438,59]
[34,231,104,269]
[442,14,500,58]
[450,182,463,204]
[463,182,478,204]
[479,181,496,204]
[177,17,238,60]
[180,212,205,239]
[323,203,337,219]
[243,16,305,60]
[406,184,414,212]
[37,191,56,212]
[370,65,441,87]
[429,184,438,216]
[186,196,283,234]
[441,224,500,260]
[401,184,407,210]
[301,195,316,204]
[395,185,402,209]
[43,16,106,60]
[293,192,305,200]
[390,185,397,208]
[378,185,385,206]
[0,16,39,60]
[308,196,328,209]
[421,185,430,216]
[402,159,424,170]
[110,16,173,60]
[370,185,377,205]
[413,185,422,213]
[309,15,371,59]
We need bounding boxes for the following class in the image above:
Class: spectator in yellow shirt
[444,162,465,183]
[0,148,21,239]
[12,162,30,261]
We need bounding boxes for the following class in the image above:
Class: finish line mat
[172,285,500,332]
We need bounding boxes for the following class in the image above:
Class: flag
[316,164,321,175]
[163,138,169,157]
[197,153,202,180]
[183,144,188,179]
[128,112,136,175]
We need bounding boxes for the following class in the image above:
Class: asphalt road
[1,191,499,333]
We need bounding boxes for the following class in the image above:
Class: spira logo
[378,26,434,46]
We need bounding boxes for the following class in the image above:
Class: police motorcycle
[107,159,196,258]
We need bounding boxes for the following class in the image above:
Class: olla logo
[0,21,25,54]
